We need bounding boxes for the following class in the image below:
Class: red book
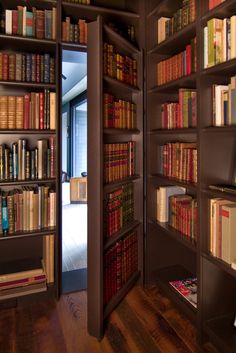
[2,54,9,81]
[39,92,44,129]
[12,10,18,35]
[23,94,30,129]
[186,44,192,75]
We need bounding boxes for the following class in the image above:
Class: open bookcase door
[87,13,144,339]
[87,16,104,340]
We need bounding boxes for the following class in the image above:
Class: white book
[230,15,236,59]
[204,26,208,68]
[214,85,228,126]
[5,10,12,35]
[156,186,186,222]
[22,6,27,37]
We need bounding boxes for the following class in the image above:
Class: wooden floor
[0,285,219,353]
[62,203,87,272]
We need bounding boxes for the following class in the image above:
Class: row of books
[0,52,55,84]
[0,236,54,300]
[212,75,236,126]
[0,186,56,235]
[3,6,57,40]
[103,43,137,87]
[158,142,197,183]
[155,185,197,241]
[157,37,196,86]
[0,138,56,181]
[104,142,135,184]
[157,0,196,44]
[103,93,136,129]
[210,198,236,266]
[209,0,225,10]
[62,17,87,44]
[104,183,134,238]
[0,91,56,130]
[161,88,197,129]
[104,230,138,306]
[204,16,236,69]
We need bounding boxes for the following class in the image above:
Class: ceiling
[62,50,87,100]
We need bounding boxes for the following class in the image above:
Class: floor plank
[0,285,219,353]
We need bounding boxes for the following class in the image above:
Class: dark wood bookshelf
[202,58,236,76]
[104,75,141,92]
[201,0,236,23]
[62,1,140,19]
[103,24,140,54]
[104,220,141,251]
[0,178,56,187]
[152,174,197,191]
[0,34,56,46]
[154,265,197,323]
[104,128,140,135]
[204,313,236,353]
[0,130,56,135]
[61,42,87,51]
[148,0,182,18]
[149,73,197,93]
[202,252,236,279]
[0,228,56,241]
[0,81,56,89]
[104,175,140,192]
[149,22,196,55]
[103,271,140,319]
[202,188,236,202]
[152,220,197,252]
[150,128,197,135]
[202,126,236,133]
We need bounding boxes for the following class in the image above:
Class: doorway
[61,49,87,293]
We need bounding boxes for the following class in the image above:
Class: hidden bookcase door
[87,11,144,338]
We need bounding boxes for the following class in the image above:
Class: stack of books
[62,17,87,44]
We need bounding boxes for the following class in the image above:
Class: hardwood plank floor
[0,285,219,353]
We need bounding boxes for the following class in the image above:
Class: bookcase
[145,0,236,352]
[0,0,58,301]
[87,0,145,338]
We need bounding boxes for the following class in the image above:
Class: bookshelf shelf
[104,175,140,192]
[150,128,197,135]
[104,270,140,319]
[62,2,140,19]
[0,179,56,187]
[202,252,236,278]
[104,220,141,251]
[202,126,236,133]
[202,188,236,202]
[149,22,196,55]
[0,228,56,241]
[0,130,56,135]
[201,0,236,23]
[104,24,140,54]
[104,75,141,93]
[148,0,183,19]
[104,128,140,135]
[61,42,87,51]
[0,81,56,89]
[152,174,197,191]
[0,34,56,47]
[153,220,197,252]
[204,313,236,353]
[202,58,236,76]
[155,265,197,323]
[149,73,197,94]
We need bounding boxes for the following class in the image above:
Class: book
[156,185,186,222]
[221,203,236,264]
[169,277,197,308]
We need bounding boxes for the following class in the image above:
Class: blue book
[26,11,33,37]
[2,194,9,235]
